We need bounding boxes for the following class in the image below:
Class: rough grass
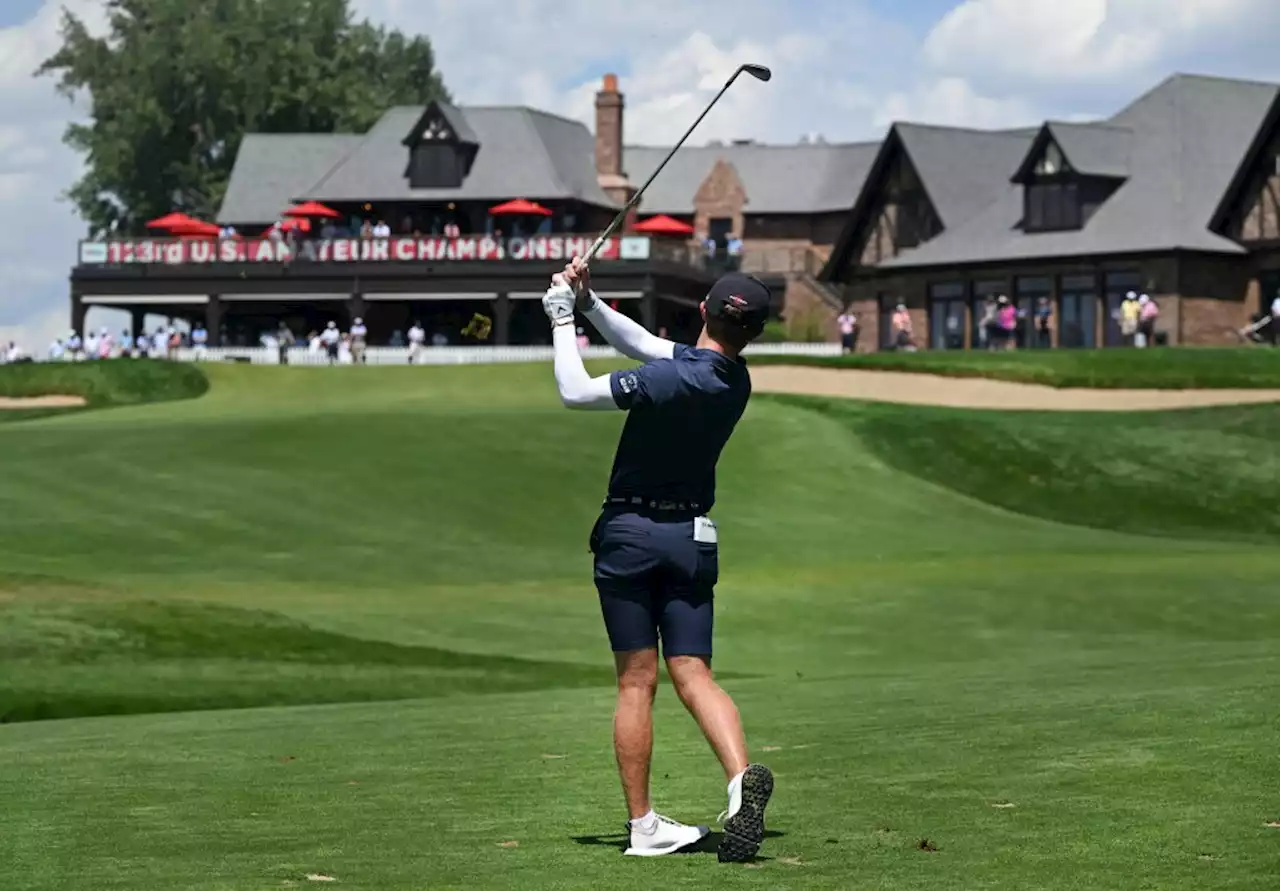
[751,347,1280,389]
[0,359,208,407]
[777,395,1280,543]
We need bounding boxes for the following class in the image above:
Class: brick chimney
[595,74,634,206]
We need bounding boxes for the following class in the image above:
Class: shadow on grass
[571,829,785,858]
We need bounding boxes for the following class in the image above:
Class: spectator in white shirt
[372,220,392,239]
[320,320,341,364]
[66,330,82,360]
[349,317,368,364]
[191,324,209,360]
[837,310,858,354]
[85,329,100,359]
[6,342,24,363]
[1268,291,1280,346]
[407,321,426,364]
[48,339,65,361]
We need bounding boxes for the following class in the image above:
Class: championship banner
[80,235,652,266]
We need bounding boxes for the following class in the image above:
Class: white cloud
[871,77,1034,130]
[923,0,1275,82]
[1,0,1280,349]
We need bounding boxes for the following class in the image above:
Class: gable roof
[1012,122,1133,182]
[218,134,365,225]
[218,105,616,223]
[869,74,1279,271]
[401,101,479,146]
[895,124,1036,227]
[623,141,880,215]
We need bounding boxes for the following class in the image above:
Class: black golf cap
[705,272,772,335]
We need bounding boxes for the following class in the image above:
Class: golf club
[583,63,772,264]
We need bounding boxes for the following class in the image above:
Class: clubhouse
[70,72,1280,348]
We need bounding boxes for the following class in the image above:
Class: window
[1058,274,1098,349]
[1015,277,1052,349]
[1025,182,1082,231]
[928,282,966,350]
[1035,141,1067,177]
[409,144,464,189]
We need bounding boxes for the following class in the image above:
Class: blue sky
[3,0,1280,348]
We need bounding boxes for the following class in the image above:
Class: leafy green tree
[38,0,449,235]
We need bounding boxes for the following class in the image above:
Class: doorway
[1058,275,1098,348]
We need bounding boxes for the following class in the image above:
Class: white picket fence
[172,342,841,366]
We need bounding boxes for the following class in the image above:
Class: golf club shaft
[584,70,750,264]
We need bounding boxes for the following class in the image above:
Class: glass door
[1015,277,1051,349]
[928,282,966,350]
[1058,274,1098,348]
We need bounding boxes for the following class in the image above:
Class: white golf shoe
[623,813,709,857]
[718,763,775,862]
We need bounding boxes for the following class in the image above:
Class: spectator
[320,321,341,364]
[97,327,113,360]
[276,323,295,365]
[119,329,133,358]
[360,219,374,239]
[220,225,237,238]
[320,221,337,239]
[892,302,915,351]
[444,221,460,238]
[978,296,997,350]
[702,236,717,266]
[66,329,83,360]
[5,342,25,363]
[308,329,322,356]
[407,320,426,363]
[431,330,447,347]
[372,219,391,239]
[837,308,858,354]
[1120,291,1140,346]
[350,317,368,364]
[726,233,744,271]
[997,296,1017,350]
[1035,297,1053,348]
[48,338,65,361]
[167,327,181,361]
[1268,290,1280,346]
[1137,294,1159,348]
[576,327,590,351]
[192,323,209,360]
[389,329,404,348]
[339,332,354,365]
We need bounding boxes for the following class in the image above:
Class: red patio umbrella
[632,214,695,236]
[166,219,222,238]
[284,200,340,218]
[488,198,553,216]
[146,211,201,230]
[278,217,311,232]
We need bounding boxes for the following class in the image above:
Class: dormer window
[1024,140,1081,232]
[402,102,479,190]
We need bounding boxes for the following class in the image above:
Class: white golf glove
[542,281,576,327]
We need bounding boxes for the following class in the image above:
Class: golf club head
[740,63,772,82]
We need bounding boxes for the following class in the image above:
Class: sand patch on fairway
[0,394,87,409]
[752,366,1280,412]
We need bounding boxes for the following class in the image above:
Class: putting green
[1,362,1277,890]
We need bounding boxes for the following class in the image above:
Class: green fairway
[752,346,1280,389]
[1,362,1278,890]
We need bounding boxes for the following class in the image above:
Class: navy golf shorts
[589,508,718,657]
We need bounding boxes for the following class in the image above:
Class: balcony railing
[76,233,659,268]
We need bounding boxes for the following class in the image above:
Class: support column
[641,290,657,331]
[347,293,366,325]
[129,308,146,338]
[494,293,512,345]
[207,295,223,346]
[70,292,86,335]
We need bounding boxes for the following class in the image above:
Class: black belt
[605,496,704,513]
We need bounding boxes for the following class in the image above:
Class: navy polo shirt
[606,344,751,511]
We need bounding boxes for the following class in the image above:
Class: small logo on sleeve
[618,372,638,394]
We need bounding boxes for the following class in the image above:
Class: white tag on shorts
[693,516,718,544]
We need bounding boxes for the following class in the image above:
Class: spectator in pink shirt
[996,296,1017,350]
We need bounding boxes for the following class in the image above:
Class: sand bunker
[752,366,1280,412]
[0,395,87,410]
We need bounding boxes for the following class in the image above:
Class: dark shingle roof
[895,124,1035,227]
[217,134,365,224]
[876,74,1278,269]
[218,105,617,223]
[623,141,881,215]
[1044,122,1132,179]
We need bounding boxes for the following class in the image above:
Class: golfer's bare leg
[613,648,659,819]
[666,655,748,781]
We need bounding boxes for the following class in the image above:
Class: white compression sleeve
[582,292,676,362]
[552,323,618,410]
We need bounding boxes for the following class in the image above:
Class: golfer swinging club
[542,256,774,861]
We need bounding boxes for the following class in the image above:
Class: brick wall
[692,159,747,240]
[594,75,623,180]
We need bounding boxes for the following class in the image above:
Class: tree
[38,0,450,235]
